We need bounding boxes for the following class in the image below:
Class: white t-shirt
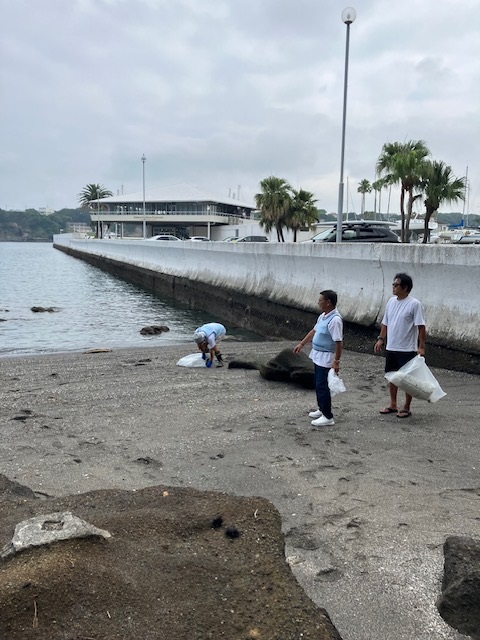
[382,295,425,352]
[308,310,343,367]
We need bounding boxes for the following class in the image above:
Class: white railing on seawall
[53,235,480,353]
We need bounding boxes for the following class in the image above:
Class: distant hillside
[0,208,92,241]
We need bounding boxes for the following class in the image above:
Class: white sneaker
[311,415,335,427]
[308,409,322,418]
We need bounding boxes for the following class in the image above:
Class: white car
[232,235,269,243]
[147,235,182,241]
[186,236,211,242]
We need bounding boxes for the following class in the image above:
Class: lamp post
[97,190,101,239]
[336,7,356,243]
[141,154,146,239]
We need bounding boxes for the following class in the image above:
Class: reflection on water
[0,243,259,357]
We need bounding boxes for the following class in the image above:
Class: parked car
[304,223,400,243]
[221,236,239,242]
[147,235,182,241]
[186,236,211,242]
[232,235,269,243]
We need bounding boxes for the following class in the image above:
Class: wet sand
[1,340,478,640]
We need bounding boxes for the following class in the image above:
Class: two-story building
[90,183,256,239]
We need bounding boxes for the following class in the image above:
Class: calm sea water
[0,242,255,358]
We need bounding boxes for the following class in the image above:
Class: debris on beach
[1,511,111,560]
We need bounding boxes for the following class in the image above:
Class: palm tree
[421,161,466,243]
[376,140,430,242]
[371,179,385,218]
[78,184,113,239]
[285,189,318,242]
[255,176,291,242]
[357,179,372,218]
[78,184,113,209]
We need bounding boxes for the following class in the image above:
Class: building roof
[95,183,255,209]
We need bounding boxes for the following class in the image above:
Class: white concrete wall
[53,235,480,352]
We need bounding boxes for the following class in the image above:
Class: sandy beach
[1,340,478,640]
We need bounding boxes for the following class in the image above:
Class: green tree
[77,184,113,209]
[376,140,430,242]
[255,176,291,242]
[357,179,372,217]
[78,184,113,238]
[421,161,466,243]
[0,208,93,241]
[285,189,318,242]
[371,179,386,217]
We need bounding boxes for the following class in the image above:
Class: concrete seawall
[53,235,480,372]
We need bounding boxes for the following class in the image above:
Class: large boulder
[258,348,315,389]
[229,348,315,389]
[31,306,57,313]
[437,535,480,638]
[0,476,342,640]
[140,324,170,335]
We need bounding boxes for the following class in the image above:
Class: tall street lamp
[142,154,147,239]
[336,7,356,243]
[97,189,101,239]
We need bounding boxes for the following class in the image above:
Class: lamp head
[341,7,356,24]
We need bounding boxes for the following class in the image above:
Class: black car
[305,223,400,243]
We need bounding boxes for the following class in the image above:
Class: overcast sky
[2,0,479,216]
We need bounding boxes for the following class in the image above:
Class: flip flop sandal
[396,410,412,419]
[379,407,398,414]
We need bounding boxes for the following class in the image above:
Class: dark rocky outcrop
[259,348,315,388]
[140,324,170,335]
[0,475,342,640]
[229,348,315,389]
[437,535,480,638]
[31,306,57,313]
[0,476,38,501]
[227,359,259,370]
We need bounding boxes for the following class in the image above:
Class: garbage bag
[328,369,346,397]
[385,355,446,403]
[176,353,206,367]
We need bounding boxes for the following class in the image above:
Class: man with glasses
[374,273,426,418]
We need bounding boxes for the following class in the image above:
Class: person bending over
[193,322,226,368]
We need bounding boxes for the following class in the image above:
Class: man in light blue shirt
[293,290,343,427]
[193,322,226,368]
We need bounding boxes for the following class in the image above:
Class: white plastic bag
[328,369,346,397]
[385,355,446,403]
[176,353,206,368]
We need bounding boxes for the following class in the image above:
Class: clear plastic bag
[328,369,346,397]
[176,353,206,368]
[385,355,446,403]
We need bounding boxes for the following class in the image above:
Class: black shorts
[385,350,417,373]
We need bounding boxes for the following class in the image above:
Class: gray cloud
[1,0,478,213]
